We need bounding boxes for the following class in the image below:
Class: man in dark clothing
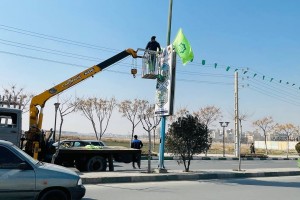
[250,143,255,154]
[146,36,161,52]
[131,135,143,169]
[145,36,161,73]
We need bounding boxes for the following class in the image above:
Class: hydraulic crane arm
[29,48,137,130]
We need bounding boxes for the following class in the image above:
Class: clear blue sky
[1,0,300,136]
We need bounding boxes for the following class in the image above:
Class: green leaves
[166,114,211,172]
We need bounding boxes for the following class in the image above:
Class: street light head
[54,102,60,108]
[219,121,229,127]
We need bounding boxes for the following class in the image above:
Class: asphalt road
[113,159,298,171]
[83,175,300,200]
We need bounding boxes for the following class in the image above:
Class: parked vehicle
[0,140,85,200]
[53,143,140,172]
[52,140,106,148]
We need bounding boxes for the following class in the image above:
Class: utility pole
[234,72,240,157]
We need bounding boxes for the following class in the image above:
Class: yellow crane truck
[0,48,142,172]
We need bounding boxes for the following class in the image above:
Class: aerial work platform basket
[139,49,159,79]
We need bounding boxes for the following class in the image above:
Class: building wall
[255,141,298,150]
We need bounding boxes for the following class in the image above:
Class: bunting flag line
[197,57,300,90]
[173,28,194,65]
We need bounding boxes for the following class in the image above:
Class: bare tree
[1,84,34,112]
[76,97,116,140]
[276,123,297,158]
[253,116,275,155]
[193,105,222,128]
[118,99,148,141]
[51,96,79,163]
[76,98,97,138]
[238,113,250,144]
[152,116,161,151]
[169,107,189,123]
[139,104,161,173]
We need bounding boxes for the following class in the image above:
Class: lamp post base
[154,168,168,173]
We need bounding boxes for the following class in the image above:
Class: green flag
[173,28,194,65]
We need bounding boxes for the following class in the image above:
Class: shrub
[295,142,300,154]
[166,114,211,172]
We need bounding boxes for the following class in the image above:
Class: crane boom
[25,48,138,158]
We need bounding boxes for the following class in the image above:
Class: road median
[80,168,300,184]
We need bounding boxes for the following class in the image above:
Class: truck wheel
[39,189,68,200]
[86,156,107,171]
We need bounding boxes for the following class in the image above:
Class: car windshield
[53,140,107,148]
[12,144,39,165]
[90,141,105,146]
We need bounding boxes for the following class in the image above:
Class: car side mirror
[18,162,31,170]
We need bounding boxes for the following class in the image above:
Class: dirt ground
[59,134,298,156]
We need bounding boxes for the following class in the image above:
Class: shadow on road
[202,177,300,188]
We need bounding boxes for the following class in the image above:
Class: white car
[0,140,85,200]
[52,140,106,148]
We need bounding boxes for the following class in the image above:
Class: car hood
[37,162,77,175]
[33,162,80,189]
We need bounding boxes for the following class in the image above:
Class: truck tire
[39,189,68,200]
[86,156,107,171]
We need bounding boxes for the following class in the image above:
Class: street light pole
[219,122,229,157]
[53,102,60,142]
[158,0,173,172]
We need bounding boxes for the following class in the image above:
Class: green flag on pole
[173,28,194,65]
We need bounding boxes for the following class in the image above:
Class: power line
[0,50,234,86]
[0,24,119,53]
[247,84,300,106]
[1,24,300,107]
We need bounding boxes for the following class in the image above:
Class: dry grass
[59,135,298,156]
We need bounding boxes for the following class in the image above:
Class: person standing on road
[131,135,143,169]
[250,143,255,154]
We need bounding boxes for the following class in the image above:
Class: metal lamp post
[219,122,229,157]
[53,102,60,142]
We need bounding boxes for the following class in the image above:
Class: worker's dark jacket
[131,139,143,149]
[146,41,161,51]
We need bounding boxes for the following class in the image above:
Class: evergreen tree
[166,114,211,172]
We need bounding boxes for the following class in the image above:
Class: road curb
[81,169,300,184]
[141,156,298,161]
